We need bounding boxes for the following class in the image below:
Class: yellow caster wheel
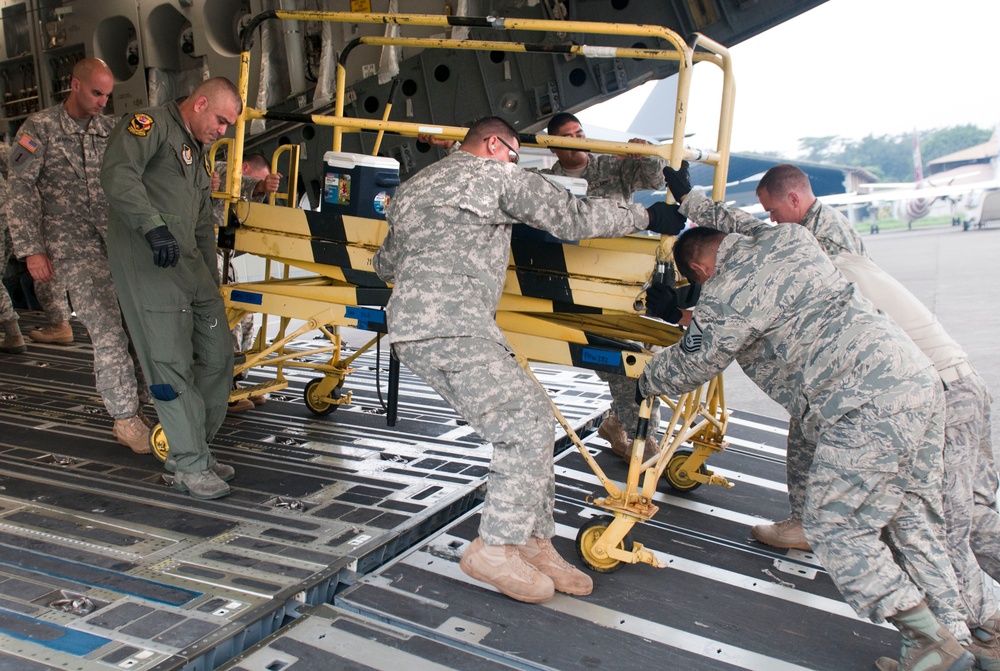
[304,377,342,416]
[575,515,634,574]
[665,448,706,492]
[149,423,169,463]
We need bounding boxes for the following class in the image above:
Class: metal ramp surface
[0,313,603,670]
[0,312,901,670]
[224,419,899,671]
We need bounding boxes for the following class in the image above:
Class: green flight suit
[101,103,233,473]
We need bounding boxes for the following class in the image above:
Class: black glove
[646,201,687,236]
[645,282,682,323]
[144,225,180,268]
[662,160,691,200]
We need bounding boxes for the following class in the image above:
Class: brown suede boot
[29,321,73,344]
[887,603,974,671]
[0,320,25,354]
[519,536,593,596]
[459,537,554,603]
[112,415,151,454]
[750,517,812,551]
[598,414,658,464]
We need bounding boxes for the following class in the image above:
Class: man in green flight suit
[101,77,242,500]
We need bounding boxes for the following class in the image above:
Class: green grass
[854,215,956,233]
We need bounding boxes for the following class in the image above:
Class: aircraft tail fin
[912,131,924,184]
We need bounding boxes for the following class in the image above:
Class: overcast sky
[578,0,1000,157]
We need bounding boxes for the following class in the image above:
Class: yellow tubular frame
[224,10,738,571]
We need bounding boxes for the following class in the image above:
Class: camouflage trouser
[802,381,970,642]
[393,336,556,545]
[217,251,255,354]
[0,226,16,322]
[598,369,661,442]
[56,256,144,419]
[790,369,1000,627]
[942,370,1000,622]
[32,268,71,324]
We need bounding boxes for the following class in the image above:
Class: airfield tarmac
[720,222,1000,435]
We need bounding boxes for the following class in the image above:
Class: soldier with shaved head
[6,57,151,454]
[102,77,243,500]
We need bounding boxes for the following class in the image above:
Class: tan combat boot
[968,612,1000,671]
[751,517,812,551]
[29,321,73,344]
[112,415,151,454]
[598,414,659,464]
[886,603,975,671]
[519,536,593,595]
[0,320,26,354]
[227,398,254,414]
[459,537,555,603]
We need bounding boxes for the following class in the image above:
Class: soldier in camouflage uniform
[211,154,280,412]
[373,116,683,604]
[0,142,26,354]
[102,77,241,500]
[640,221,974,671]
[6,58,152,454]
[673,163,1000,670]
[541,112,667,463]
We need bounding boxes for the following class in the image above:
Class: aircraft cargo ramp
[0,313,900,671]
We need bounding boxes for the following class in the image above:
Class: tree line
[792,124,993,182]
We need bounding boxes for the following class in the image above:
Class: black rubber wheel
[304,377,341,416]
[665,448,707,492]
[575,515,634,573]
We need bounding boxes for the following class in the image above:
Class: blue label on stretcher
[345,306,385,331]
[230,290,263,306]
[581,347,621,367]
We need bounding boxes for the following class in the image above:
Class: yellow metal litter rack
[152,9,741,574]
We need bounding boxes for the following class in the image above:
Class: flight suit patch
[127,113,154,137]
[181,144,193,165]
[680,318,703,353]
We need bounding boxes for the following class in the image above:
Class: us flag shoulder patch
[18,133,38,153]
[127,113,154,137]
[680,318,703,354]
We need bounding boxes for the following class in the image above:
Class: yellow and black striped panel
[502,327,653,377]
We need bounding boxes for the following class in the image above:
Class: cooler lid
[324,151,400,170]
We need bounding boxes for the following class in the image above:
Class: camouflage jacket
[101,103,217,282]
[6,103,115,260]
[800,199,870,259]
[639,222,935,445]
[681,190,870,260]
[545,152,664,202]
[373,150,648,344]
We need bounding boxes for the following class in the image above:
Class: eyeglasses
[495,135,520,165]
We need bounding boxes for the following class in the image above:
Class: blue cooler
[322,152,400,219]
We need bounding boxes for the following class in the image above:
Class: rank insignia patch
[181,144,193,165]
[127,113,154,137]
[680,318,703,354]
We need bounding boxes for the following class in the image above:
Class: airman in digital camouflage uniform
[0,142,26,354]
[675,163,1000,671]
[211,154,280,412]
[541,112,667,464]
[6,58,152,454]
[101,77,241,500]
[639,220,975,671]
[373,116,683,604]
